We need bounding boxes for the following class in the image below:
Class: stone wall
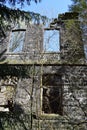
[1,24,61,64]
[0,65,87,130]
[0,13,87,130]
[0,21,85,64]
[60,20,85,64]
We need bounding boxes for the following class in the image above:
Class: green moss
[62,19,85,64]
[64,19,76,29]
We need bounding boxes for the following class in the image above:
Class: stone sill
[42,52,60,54]
[5,52,61,55]
[36,113,67,120]
[0,59,61,65]
[0,61,87,65]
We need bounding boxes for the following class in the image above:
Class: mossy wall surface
[0,65,87,130]
[0,21,85,64]
[0,13,86,130]
[60,19,85,64]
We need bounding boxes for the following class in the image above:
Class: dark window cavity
[42,74,63,115]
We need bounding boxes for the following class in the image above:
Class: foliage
[0,0,43,24]
[0,0,41,6]
[58,12,79,20]
[69,0,87,59]
[0,0,47,37]
[64,20,84,63]
[0,0,46,64]
[51,12,84,63]
[69,0,87,13]
[0,112,31,130]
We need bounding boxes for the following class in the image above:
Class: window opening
[9,29,26,53]
[0,76,18,112]
[42,74,63,115]
[44,29,60,52]
[84,44,87,60]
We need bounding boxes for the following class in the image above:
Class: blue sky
[23,0,72,18]
[23,0,72,52]
[5,0,72,52]
[6,0,72,19]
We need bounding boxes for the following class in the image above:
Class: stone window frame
[43,28,60,53]
[41,73,63,116]
[8,29,26,53]
[84,44,87,60]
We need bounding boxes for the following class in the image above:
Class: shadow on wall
[0,103,31,130]
[0,49,7,63]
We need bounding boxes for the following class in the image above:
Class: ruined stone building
[0,12,87,130]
